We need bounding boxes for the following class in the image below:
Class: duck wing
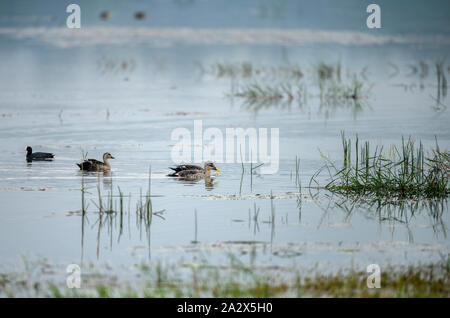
[77,159,103,171]
[77,160,93,170]
[86,159,104,165]
[169,164,203,173]
[168,164,203,177]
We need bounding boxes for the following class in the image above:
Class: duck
[26,146,54,161]
[134,11,147,20]
[168,161,219,179]
[77,152,115,171]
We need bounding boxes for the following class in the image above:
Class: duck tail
[77,163,82,169]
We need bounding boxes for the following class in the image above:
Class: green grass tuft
[312,133,449,199]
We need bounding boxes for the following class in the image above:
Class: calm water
[0,0,449,273]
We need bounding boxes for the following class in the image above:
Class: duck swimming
[77,152,115,171]
[26,146,54,161]
[168,161,218,180]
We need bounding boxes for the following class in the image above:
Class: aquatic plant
[316,61,341,81]
[312,190,448,242]
[320,78,364,101]
[295,156,301,193]
[435,59,448,100]
[407,60,429,79]
[316,77,369,119]
[311,133,450,199]
[234,82,285,101]
[77,167,165,259]
[232,81,306,104]
[214,62,253,78]
[2,255,449,297]
[233,74,365,106]
[202,61,304,80]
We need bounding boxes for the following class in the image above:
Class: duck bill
[111,157,116,160]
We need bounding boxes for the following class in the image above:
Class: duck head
[204,161,218,171]
[25,146,32,155]
[103,152,116,161]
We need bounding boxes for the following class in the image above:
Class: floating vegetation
[178,192,305,201]
[96,56,136,76]
[200,61,304,80]
[407,60,429,79]
[317,77,370,119]
[238,95,302,115]
[319,77,367,104]
[436,59,448,100]
[78,166,165,259]
[387,59,448,110]
[311,133,450,200]
[312,191,448,241]
[0,187,56,191]
[316,61,341,81]
[210,61,254,78]
[388,62,400,78]
[211,60,371,118]
[231,81,306,104]
[429,59,448,111]
[232,76,367,109]
[390,59,449,91]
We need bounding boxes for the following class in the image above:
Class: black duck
[26,146,54,161]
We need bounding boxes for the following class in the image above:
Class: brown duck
[77,152,115,171]
[168,161,218,180]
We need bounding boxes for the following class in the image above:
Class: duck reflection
[78,170,113,188]
[174,176,216,190]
